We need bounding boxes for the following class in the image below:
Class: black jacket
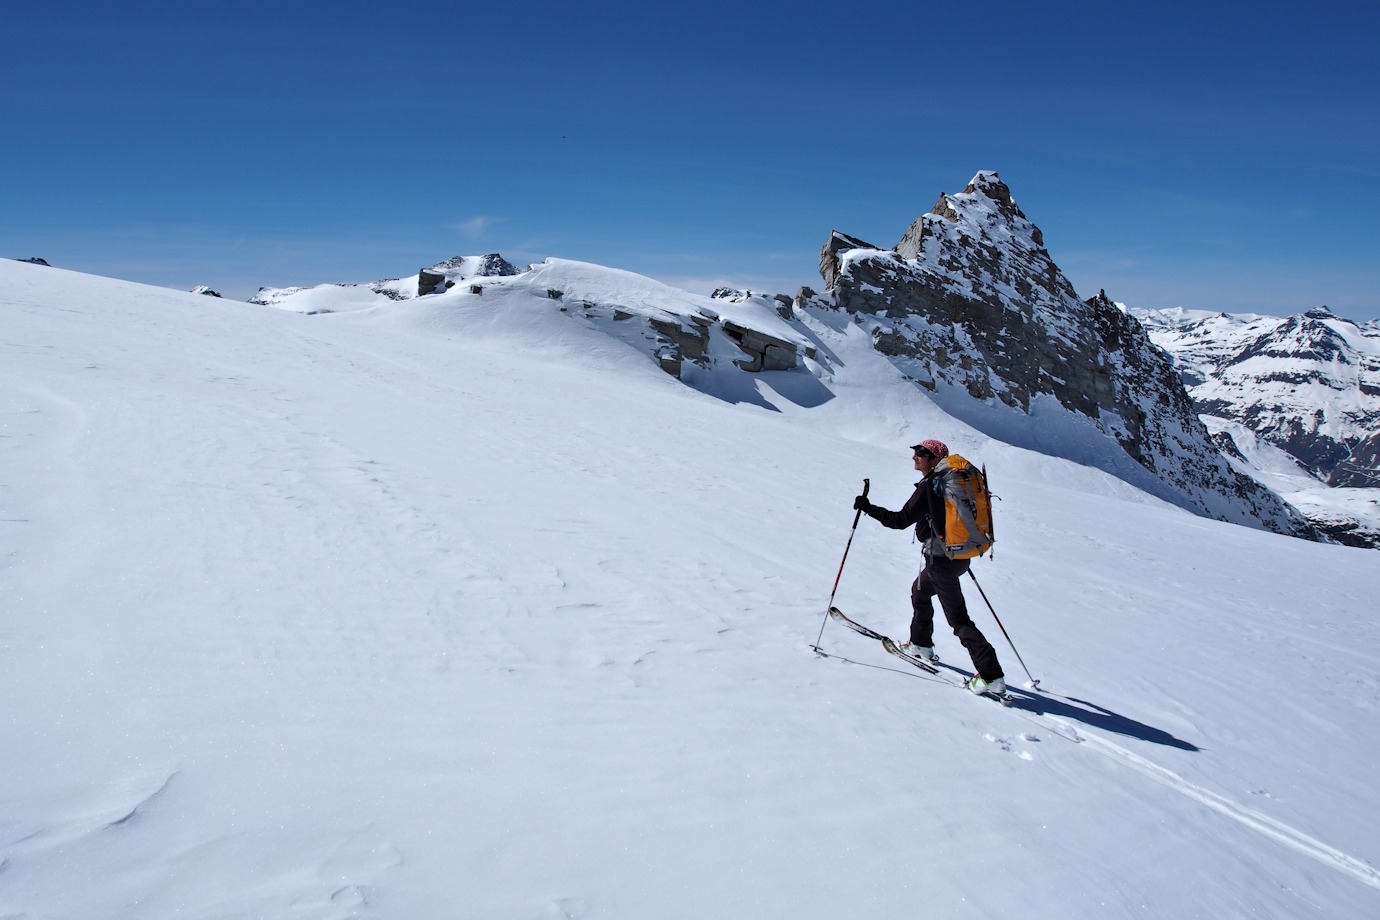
[865,469,947,550]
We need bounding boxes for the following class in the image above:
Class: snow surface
[1203,416,1380,541]
[3,258,1380,919]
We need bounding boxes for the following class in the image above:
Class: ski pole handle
[851,478,871,524]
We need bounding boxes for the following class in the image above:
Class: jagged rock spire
[816,171,1317,539]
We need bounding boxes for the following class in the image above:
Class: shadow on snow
[821,648,1200,752]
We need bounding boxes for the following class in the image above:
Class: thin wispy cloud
[455,217,494,240]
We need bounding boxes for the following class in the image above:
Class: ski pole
[967,569,1039,689]
[812,478,869,653]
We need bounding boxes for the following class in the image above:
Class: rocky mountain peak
[815,172,1317,539]
[429,253,523,278]
[818,231,880,290]
[963,169,1020,210]
[251,253,530,310]
[899,170,1043,255]
[1087,289,1116,311]
[893,170,1050,286]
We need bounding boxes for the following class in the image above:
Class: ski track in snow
[831,618,1380,897]
[1077,729,1380,892]
[826,622,1380,895]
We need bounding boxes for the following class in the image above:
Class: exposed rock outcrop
[722,321,799,372]
[418,269,449,297]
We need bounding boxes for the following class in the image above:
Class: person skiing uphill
[853,440,1006,696]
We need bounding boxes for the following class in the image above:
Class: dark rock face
[605,296,804,380]
[647,315,712,377]
[432,254,523,278]
[819,171,1316,539]
[722,321,799,372]
[418,270,448,297]
[1331,435,1380,488]
[1310,516,1378,548]
[819,232,878,291]
[191,285,222,297]
[19,257,51,266]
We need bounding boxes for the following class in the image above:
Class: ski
[826,606,939,673]
[881,636,942,675]
[824,605,887,643]
[822,606,1083,743]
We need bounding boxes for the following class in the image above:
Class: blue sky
[5,1,1378,319]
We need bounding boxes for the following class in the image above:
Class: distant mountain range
[1133,307,1380,487]
[1134,306,1380,546]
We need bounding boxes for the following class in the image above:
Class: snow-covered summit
[248,253,525,313]
[426,253,523,279]
[246,255,816,389]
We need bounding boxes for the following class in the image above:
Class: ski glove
[853,495,872,513]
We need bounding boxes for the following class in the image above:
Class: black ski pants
[910,554,1004,682]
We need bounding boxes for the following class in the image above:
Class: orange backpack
[940,455,995,560]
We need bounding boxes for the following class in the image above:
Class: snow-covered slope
[3,259,1379,919]
[1203,416,1380,549]
[251,254,814,388]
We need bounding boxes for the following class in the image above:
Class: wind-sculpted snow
[3,258,1380,918]
[247,254,821,408]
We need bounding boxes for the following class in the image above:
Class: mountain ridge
[15,172,1366,544]
[811,171,1316,540]
[205,172,1329,541]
